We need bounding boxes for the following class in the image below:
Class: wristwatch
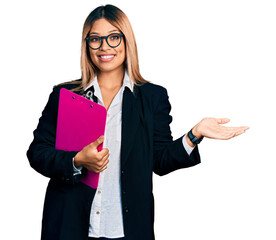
[187,128,204,144]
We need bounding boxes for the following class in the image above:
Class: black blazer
[27,80,201,240]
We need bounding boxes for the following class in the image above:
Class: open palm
[193,118,249,140]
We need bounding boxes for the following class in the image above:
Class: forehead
[90,18,120,35]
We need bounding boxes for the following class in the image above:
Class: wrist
[185,134,196,148]
[192,124,203,139]
[74,152,83,168]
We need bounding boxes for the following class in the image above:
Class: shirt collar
[84,70,134,93]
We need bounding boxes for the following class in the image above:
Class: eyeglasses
[85,33,124,50]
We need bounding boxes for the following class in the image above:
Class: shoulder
[136,82,168,98]
[44,79,82,108]
[53,79,82,93]
[135,82,170,112]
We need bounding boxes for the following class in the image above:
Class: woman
[27,4,249,240]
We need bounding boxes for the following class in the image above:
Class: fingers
[98,148,109,158]
[233,128,248,138]
[97,154,110,173]
[222,126,250,132]
[220,127,249,140]
[213,119,249,140]
[90,136,105,148]
[98,156,110,172]
[216,118,230,124]
[91,152,110,173]
[100,151,110,162]
[99,165,108,172]
[233,130,246,137]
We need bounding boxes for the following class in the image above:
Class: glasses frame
[85,33,124,50]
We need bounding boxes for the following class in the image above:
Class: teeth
[100,55,114,59]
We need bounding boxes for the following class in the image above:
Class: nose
[100,37,110,50]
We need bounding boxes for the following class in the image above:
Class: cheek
[89,50,97,62]
[118,45,126,61]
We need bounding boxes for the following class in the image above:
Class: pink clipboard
[55,88,107,189]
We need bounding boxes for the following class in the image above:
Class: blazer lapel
[121,86,141,169]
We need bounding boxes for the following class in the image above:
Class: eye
[109,34,120,41]
[89,36,100,42]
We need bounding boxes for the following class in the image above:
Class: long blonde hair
[61,4,147,92]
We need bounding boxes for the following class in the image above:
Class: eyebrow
[90,29,119,35]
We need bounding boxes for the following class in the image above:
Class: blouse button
[96,211,100,215]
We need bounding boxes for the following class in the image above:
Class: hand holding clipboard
[55,88,107,189]
[73,135,110,174]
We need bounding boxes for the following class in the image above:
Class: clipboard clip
[83,86,98,103]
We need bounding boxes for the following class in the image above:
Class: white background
[1,0,276,239]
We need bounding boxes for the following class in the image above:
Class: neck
[97,66,125,90]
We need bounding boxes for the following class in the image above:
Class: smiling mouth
[98,54,115,62]
[99,54,115,59]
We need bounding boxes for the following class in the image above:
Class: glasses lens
[88,36,101,49]
[107,33,121,47]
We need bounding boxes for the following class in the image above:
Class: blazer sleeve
[153,87,201,176]
[26,86,84,184]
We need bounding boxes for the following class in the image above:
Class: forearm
[152,87,201,176]
[153,136,201,176]
[27,140,79,180]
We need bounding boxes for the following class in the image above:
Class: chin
[96,63,125,73]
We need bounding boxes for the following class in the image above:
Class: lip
[97,54,115,62]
